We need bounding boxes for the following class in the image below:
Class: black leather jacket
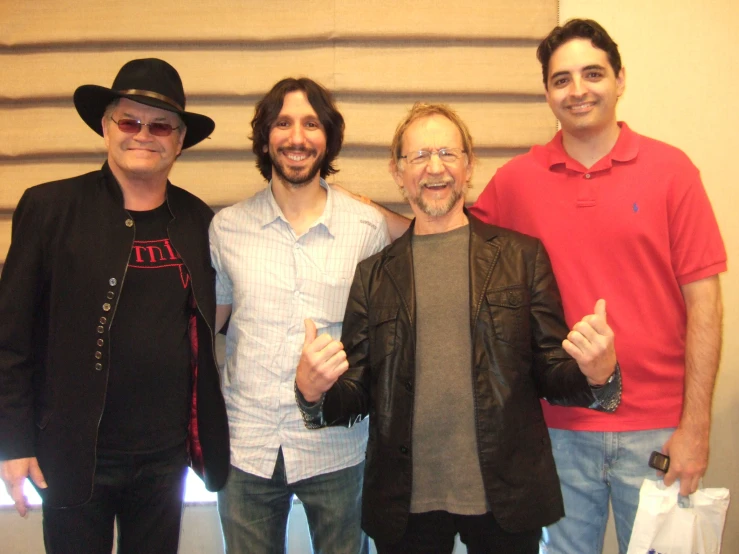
[322,215,598,543]
[0,164,229,508]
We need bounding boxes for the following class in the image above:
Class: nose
[569,76,586,97]
[132,123,154,141]
[426,152,445,174]
[289,124,306,145]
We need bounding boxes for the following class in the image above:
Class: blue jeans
[41,444,188,554]
[218,449,368,554]
[540,428,674,554]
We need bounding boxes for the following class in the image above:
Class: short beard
[271,146,325,188]
[403,181,465,217]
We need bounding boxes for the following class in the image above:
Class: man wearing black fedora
[0,58,229,553]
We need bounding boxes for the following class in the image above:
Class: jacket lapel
[382,227,415,328]
[469,217,500,326]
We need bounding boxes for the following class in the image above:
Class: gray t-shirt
[410,224,487,515]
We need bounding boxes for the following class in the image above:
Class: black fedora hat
[73,58,215,149]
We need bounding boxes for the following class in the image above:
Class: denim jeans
[374,510,541,554]
[540,428,674,554]
[41,444,189,554]
[218,449,368,554]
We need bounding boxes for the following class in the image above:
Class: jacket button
[507,291,521,306]
[97,339,104,347]
[99,317,107,324]
[102,303,111,311]
[125,219,134,227]
[94,351,102,359]
[109,278,117,286]
[107,291,115,299]
[400,446,408,454]
[405,381,412,392]
[97,326,104,334]
[95,363,102,371]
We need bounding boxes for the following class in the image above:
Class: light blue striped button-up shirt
[210,180,390,482]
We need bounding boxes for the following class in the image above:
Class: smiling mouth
[566,101,596,113]
[280,148,314,162]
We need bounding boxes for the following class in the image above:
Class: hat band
[117,89,184,112]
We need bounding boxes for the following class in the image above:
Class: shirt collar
[261,178,334,236]
[539,122,640,172]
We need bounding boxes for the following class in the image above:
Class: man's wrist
[589,362,618,389]
[294,381,326,429]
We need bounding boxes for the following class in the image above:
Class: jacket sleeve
[0,189,46,460]
[527,239,597,407]
[321,261,372,427]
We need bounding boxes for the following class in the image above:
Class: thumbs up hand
[562,299,617,386]
[295,318,349,403]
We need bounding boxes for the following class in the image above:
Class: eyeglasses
[110,117,180,137]
[399,148,467,165]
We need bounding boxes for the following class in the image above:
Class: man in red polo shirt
[469,19,726,554]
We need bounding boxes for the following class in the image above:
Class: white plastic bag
[627,479,730,554]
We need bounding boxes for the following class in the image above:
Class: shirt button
[97,326,104,334]
[94,351,102,359]
[405,381,412,392]
[97,339,104,347]
[99,317,107,324]
[584,173,591,179]
[399,446,408,454]
[125,219,134,227]
[94,363,102,371]
[294,291,300,298]
[102,303,111,311]
[107,291,115,299]
[109,278,117,286]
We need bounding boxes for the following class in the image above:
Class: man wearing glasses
[295,103,620,553]
[0,58,229,554]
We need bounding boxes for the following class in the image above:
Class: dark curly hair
[251,78,345,181]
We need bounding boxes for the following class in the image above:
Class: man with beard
[295,103,620,553]
[209,78,389,553]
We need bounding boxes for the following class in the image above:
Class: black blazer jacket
[0,164,229,508]
[322,214,599,543]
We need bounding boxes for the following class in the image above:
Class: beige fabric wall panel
[334,1,556,39]
[1,101,551,156]
[0,1,336,45]
[1,1,553,45]
[0,220,10,262]
[2,46,542,100]
[0,50,336,100]
[334,46,543,94]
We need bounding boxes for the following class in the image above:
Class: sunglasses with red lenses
[110,117,180,137]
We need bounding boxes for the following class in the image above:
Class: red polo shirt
[470,123,727,431]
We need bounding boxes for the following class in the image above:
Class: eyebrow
[550,64,608,81]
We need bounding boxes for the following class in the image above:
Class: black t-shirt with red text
[97,203,192,453]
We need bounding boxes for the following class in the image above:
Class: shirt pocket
[485,285,531,350]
